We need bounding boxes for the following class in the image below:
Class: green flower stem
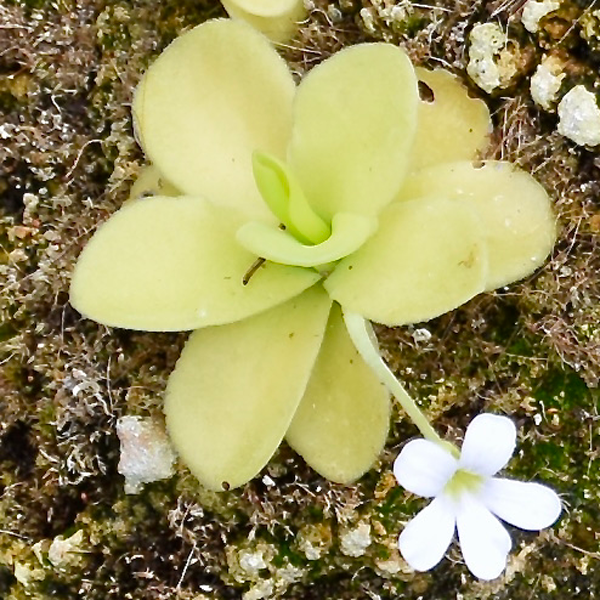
[343,311,459,458]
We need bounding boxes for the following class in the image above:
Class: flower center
[444,469,484,500]
[235,151,377,269]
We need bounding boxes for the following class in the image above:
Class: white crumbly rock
[375,0,412,25]
[227,542,276,584]
[238,549,268,576]
[13,562,45,586]
[296,524,332,560]
[582,9,600,41]
[521,0,560,34]
[467,23,519,94]
[116,416,176,493]
[340,521,372,557]
[243,580,274,600]
[530,55,566,110]
[359,7,377,33]
[241,562,303,600]
[48,530,85,568]
[298,538,321,561]
[557,85,600,146]
[412,327,432,343]
[375,553,404,575]
[274,564,304,586]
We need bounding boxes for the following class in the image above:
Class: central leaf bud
[252,151,331,244]
[236,151,378,269]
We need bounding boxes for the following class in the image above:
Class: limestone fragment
[530,55,566,111]
[238,549,268,576]
[581,9,600,47]
[521,0,560,34]
[296,524,332,560]
[467,23,519,94]
[116,416,176,493]
[13,562,44,586]
[375,553,404,575]
[48,530,85,568]
[244,580,273,600]
[557,85,600,147]
[227,542,275,584]
[359,7,377,34]
[340,521,372,557]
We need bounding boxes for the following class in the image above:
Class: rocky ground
[0,0,599,598]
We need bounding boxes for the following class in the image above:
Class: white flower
[393,414,562,580]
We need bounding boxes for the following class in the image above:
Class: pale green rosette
[70,19,556,490]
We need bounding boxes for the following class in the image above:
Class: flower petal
[285,304,391,483]
[324,197,487,326]
[399,161,556,290]
[456,494,512,580]
[460,414,516,477]
[70,196,321,331]
[394,439,458,497]
[398,495,456,572]
[133,19,295,219]
[221,0,305,42]
[409,68,492,172]
[481,478,562,530]
[288,43,418,221]
[165,285,331,490]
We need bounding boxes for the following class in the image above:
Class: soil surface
[1,1,599,598]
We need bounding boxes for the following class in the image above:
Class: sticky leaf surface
[165,286,331,490]
[399,161,556,289]
[288,43,418,220]
[409,68,491,171]
[133,19,295,219]
[287,304,390,483]
[325,197,487,325]
[70,196,320,331]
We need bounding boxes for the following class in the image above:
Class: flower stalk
[343,311,458,457]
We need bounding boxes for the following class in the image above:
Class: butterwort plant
[70,18,556,492]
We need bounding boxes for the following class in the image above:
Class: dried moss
[1,0,599,598]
